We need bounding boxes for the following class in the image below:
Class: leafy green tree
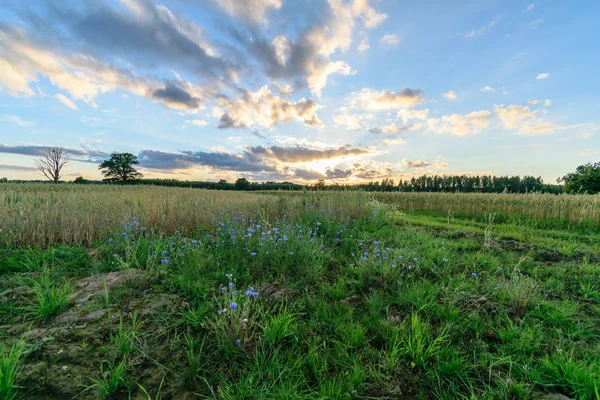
[559,162,600,193]
[314,179,326,190]
[235,177,250,190]
[98,153,143,183]
[73,176,88,184]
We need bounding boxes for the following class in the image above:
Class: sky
[0,0,599,184]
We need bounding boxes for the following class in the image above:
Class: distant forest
[3,174,564,194]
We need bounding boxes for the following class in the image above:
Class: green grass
[0,341,25,400]
[88,356,129,397]
[2,200,600,399]
[24,265,71,320]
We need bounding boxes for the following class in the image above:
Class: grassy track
[1,185,599,399]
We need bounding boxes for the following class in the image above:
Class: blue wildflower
[230,302,238,309]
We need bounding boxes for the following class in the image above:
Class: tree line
[4,148,599,194]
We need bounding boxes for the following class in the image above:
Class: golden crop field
[1,183,599,247]
[373,192,600,226]
[0,184,368,246]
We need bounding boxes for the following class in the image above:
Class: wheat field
[1,183,599,246]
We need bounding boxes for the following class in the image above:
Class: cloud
[53,93,79,110]
[458,20,496,38]
[579,149,600,157]
[397,108,429,123]
[526,3,535,11]
[294,168,325,180]
[45,0,235,81]
[481,86,496,93]
[517,121,559,135]
[427,110,492,136]
[358,37,370,52]
[536,73,549,80]
[151,84,201,109]
[0,164,38,171]
[442,90,457,100]
[216,85,322,129]
[380,137,405,146]
[325,168,353,179]
[494,104,560,135]
[333,110,374,130]
[380,34,399,45]
[245,145,370,162]
[138,149,276,172]
[185,119,208,126]
[0,144,107,161]
[210,0,282,24]
[349,88,425,110]
[529,19,543,29]
[240,0,385,97]
[1,115,36,127]
[404,159,432,168]
[368,123,413,134]
[526,99,552,107]
[0,24,207,111]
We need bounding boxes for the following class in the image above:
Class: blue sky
[0,0,598,183]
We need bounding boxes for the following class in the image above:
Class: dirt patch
[458,295,498,316]
[259,281,297,302]
[1,269,194,399]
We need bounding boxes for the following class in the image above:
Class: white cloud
[228,136,243,142]
[458,20,496,38]
[334,110,374,130]
[211,0,282,24]
[527,99,552,106]
[427,110,492,136]
[536,73,549,80]
[380,34,400,45]
[358,37,370,52]
[397,108,429,123]
[442,90,457,100]
[2,115,36,127]
[526,3,535,11]
[493,104,560,135]
[185,119,208,126]
[380,138,405,146]
[481,86,496,93]
[53,93,79,110]
[216,85,322,129]
[368,122,414,134]
[349,88,424,111]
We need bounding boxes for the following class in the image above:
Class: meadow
[1,184,599,399]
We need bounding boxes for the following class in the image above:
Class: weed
[88,356,128,397]
[0,340,25,400]
[25,265,71,320]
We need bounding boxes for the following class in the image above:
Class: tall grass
[0,341,25,400]
[374,192,600,228]
[0,184,367,246]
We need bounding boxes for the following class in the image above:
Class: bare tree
[36,146,70,183]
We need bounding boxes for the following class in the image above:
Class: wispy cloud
[536,73,549,80]
[53,94,79,110]
[2,115,37,127]
[480,86,497,93]
[529,19,543,29]
[458,20,496,38]
[380,34,400,45]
